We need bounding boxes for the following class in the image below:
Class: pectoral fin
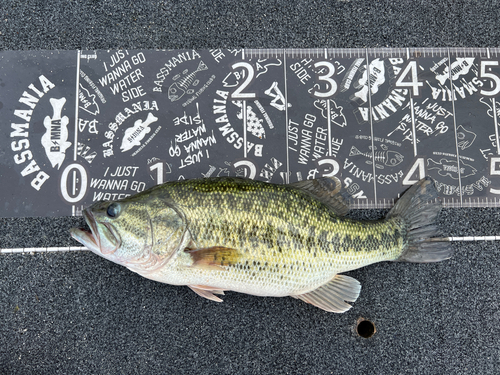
[188,285,225,302]
[186,246,242,270]
[292,274,361,313]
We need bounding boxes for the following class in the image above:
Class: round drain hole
[357,319,376,338]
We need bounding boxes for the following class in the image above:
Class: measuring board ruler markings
[2,47,500,221]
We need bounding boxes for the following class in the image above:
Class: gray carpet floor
[1,1,500,374]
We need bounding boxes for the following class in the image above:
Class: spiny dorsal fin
[292,274,361,313]
[290,177,350,216]
[186,246,241,270]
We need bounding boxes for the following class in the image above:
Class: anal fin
[292,274,361,313]
[188,285,226,302]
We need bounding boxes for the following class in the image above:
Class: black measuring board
[1,48,500,218]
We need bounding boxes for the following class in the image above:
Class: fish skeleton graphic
[349,145,404,169]
[168,61,208,102]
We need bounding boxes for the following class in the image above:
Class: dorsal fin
[290,177,350,216]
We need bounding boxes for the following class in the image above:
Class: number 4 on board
[402,157,426,185]
[395,60,423,97]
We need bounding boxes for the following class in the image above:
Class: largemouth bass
[70,177,451,313]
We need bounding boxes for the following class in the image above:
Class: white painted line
[1,246,89,254]
[426,236,500,242]
[449,236,500,241]
[70,246,88,251]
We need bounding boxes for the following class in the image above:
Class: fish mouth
[70,209,100,252]
[70,209,120,255]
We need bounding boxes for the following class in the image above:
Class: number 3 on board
[312,61,338,98]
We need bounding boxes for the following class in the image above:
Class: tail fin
[387,177,452,263]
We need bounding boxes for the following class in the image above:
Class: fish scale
[71,176,451,312]
[160,184,391,287]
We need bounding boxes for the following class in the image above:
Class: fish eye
[106,202,120,218]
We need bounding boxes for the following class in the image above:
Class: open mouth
[70,209,101,253]
[70,208,122,256]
